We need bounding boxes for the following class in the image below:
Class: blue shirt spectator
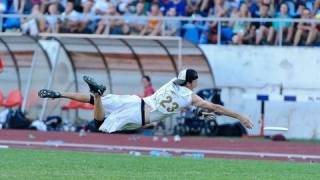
[160,0,187,16]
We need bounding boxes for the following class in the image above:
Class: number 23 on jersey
[159,96,179,112]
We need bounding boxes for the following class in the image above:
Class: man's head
[83,0,94,13]
[48,3,58,14]
[150,3,160,16]
[174,69,198,90]
[136,1,145,15]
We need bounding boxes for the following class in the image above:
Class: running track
[0,130,320,163]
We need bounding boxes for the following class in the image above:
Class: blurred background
[0,0,319,140]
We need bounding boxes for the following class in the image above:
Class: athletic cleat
[83,75,106,96]
[38,89,61,99]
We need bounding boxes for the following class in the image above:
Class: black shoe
[38,89,61,99]
[83,76,106,96]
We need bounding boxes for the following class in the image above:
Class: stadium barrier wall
[201,45,320,139]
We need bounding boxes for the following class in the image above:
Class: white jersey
[143,78,193,123]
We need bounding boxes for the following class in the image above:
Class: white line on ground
[0,145,9,149]
[0,140,319,159]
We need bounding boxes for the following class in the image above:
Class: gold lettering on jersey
[160,96,179,112]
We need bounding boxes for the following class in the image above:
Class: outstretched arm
[192,94,253,129]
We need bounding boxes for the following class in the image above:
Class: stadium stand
[0,0,319,46]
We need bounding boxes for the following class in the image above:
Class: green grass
[1,148,320,180]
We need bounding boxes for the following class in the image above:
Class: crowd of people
[1,0,320,45]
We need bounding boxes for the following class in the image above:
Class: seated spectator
[164,7,181,36]
[96,4,129,34]
[78,0,97,33]
[92,0,111,15]
[141,75,155,97]
[253,3,273,45]
[60,1,81,33]
[294,8,318,46]
[269,3,293,45]
[205,0,233,44]
[140,3,163,36]
[126,1,148,35]
[230,3,253,44]
[45,2,60,33]
[21,4,46,35]
[2,0,20,32]
[247,0,259,16]
[170,0,187,16]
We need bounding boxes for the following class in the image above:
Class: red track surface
[1,130,320,163]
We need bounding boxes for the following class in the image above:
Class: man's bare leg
[82,75,107,124]
[93,93,105,121]
[60,92,91,103]
[39,89,92,104]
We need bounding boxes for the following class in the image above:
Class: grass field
[1,148,320,180]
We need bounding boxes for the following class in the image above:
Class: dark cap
[173,69,198,85]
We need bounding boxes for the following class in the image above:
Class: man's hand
[239,116,253,129]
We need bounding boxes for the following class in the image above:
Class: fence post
[217,21,221,45]
[0,15,3,32]
[279,19,283,46]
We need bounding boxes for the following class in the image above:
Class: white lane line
[0,145,9,149]
[0,140,319,159]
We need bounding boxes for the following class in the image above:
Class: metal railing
[0,14,319,46]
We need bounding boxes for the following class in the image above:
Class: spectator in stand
[127,1,148,35]
[21,4,46,35]
[269,3,293,45]
[246,0,259,15]
[96,4,129,34]
[230,2,253,44]
[78,0,97,33]
[204,0,233,44]
[168,0,187,16]
[293,8,317,46]
[140,3,163,36]
[164,7,181,36]
[253,2,273,45]
[45,2,60,33]
[60,1,81,33]
[2,0,21,32]
[159,0,171,15]
[92,0,111,16]
[141,75,155,97]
